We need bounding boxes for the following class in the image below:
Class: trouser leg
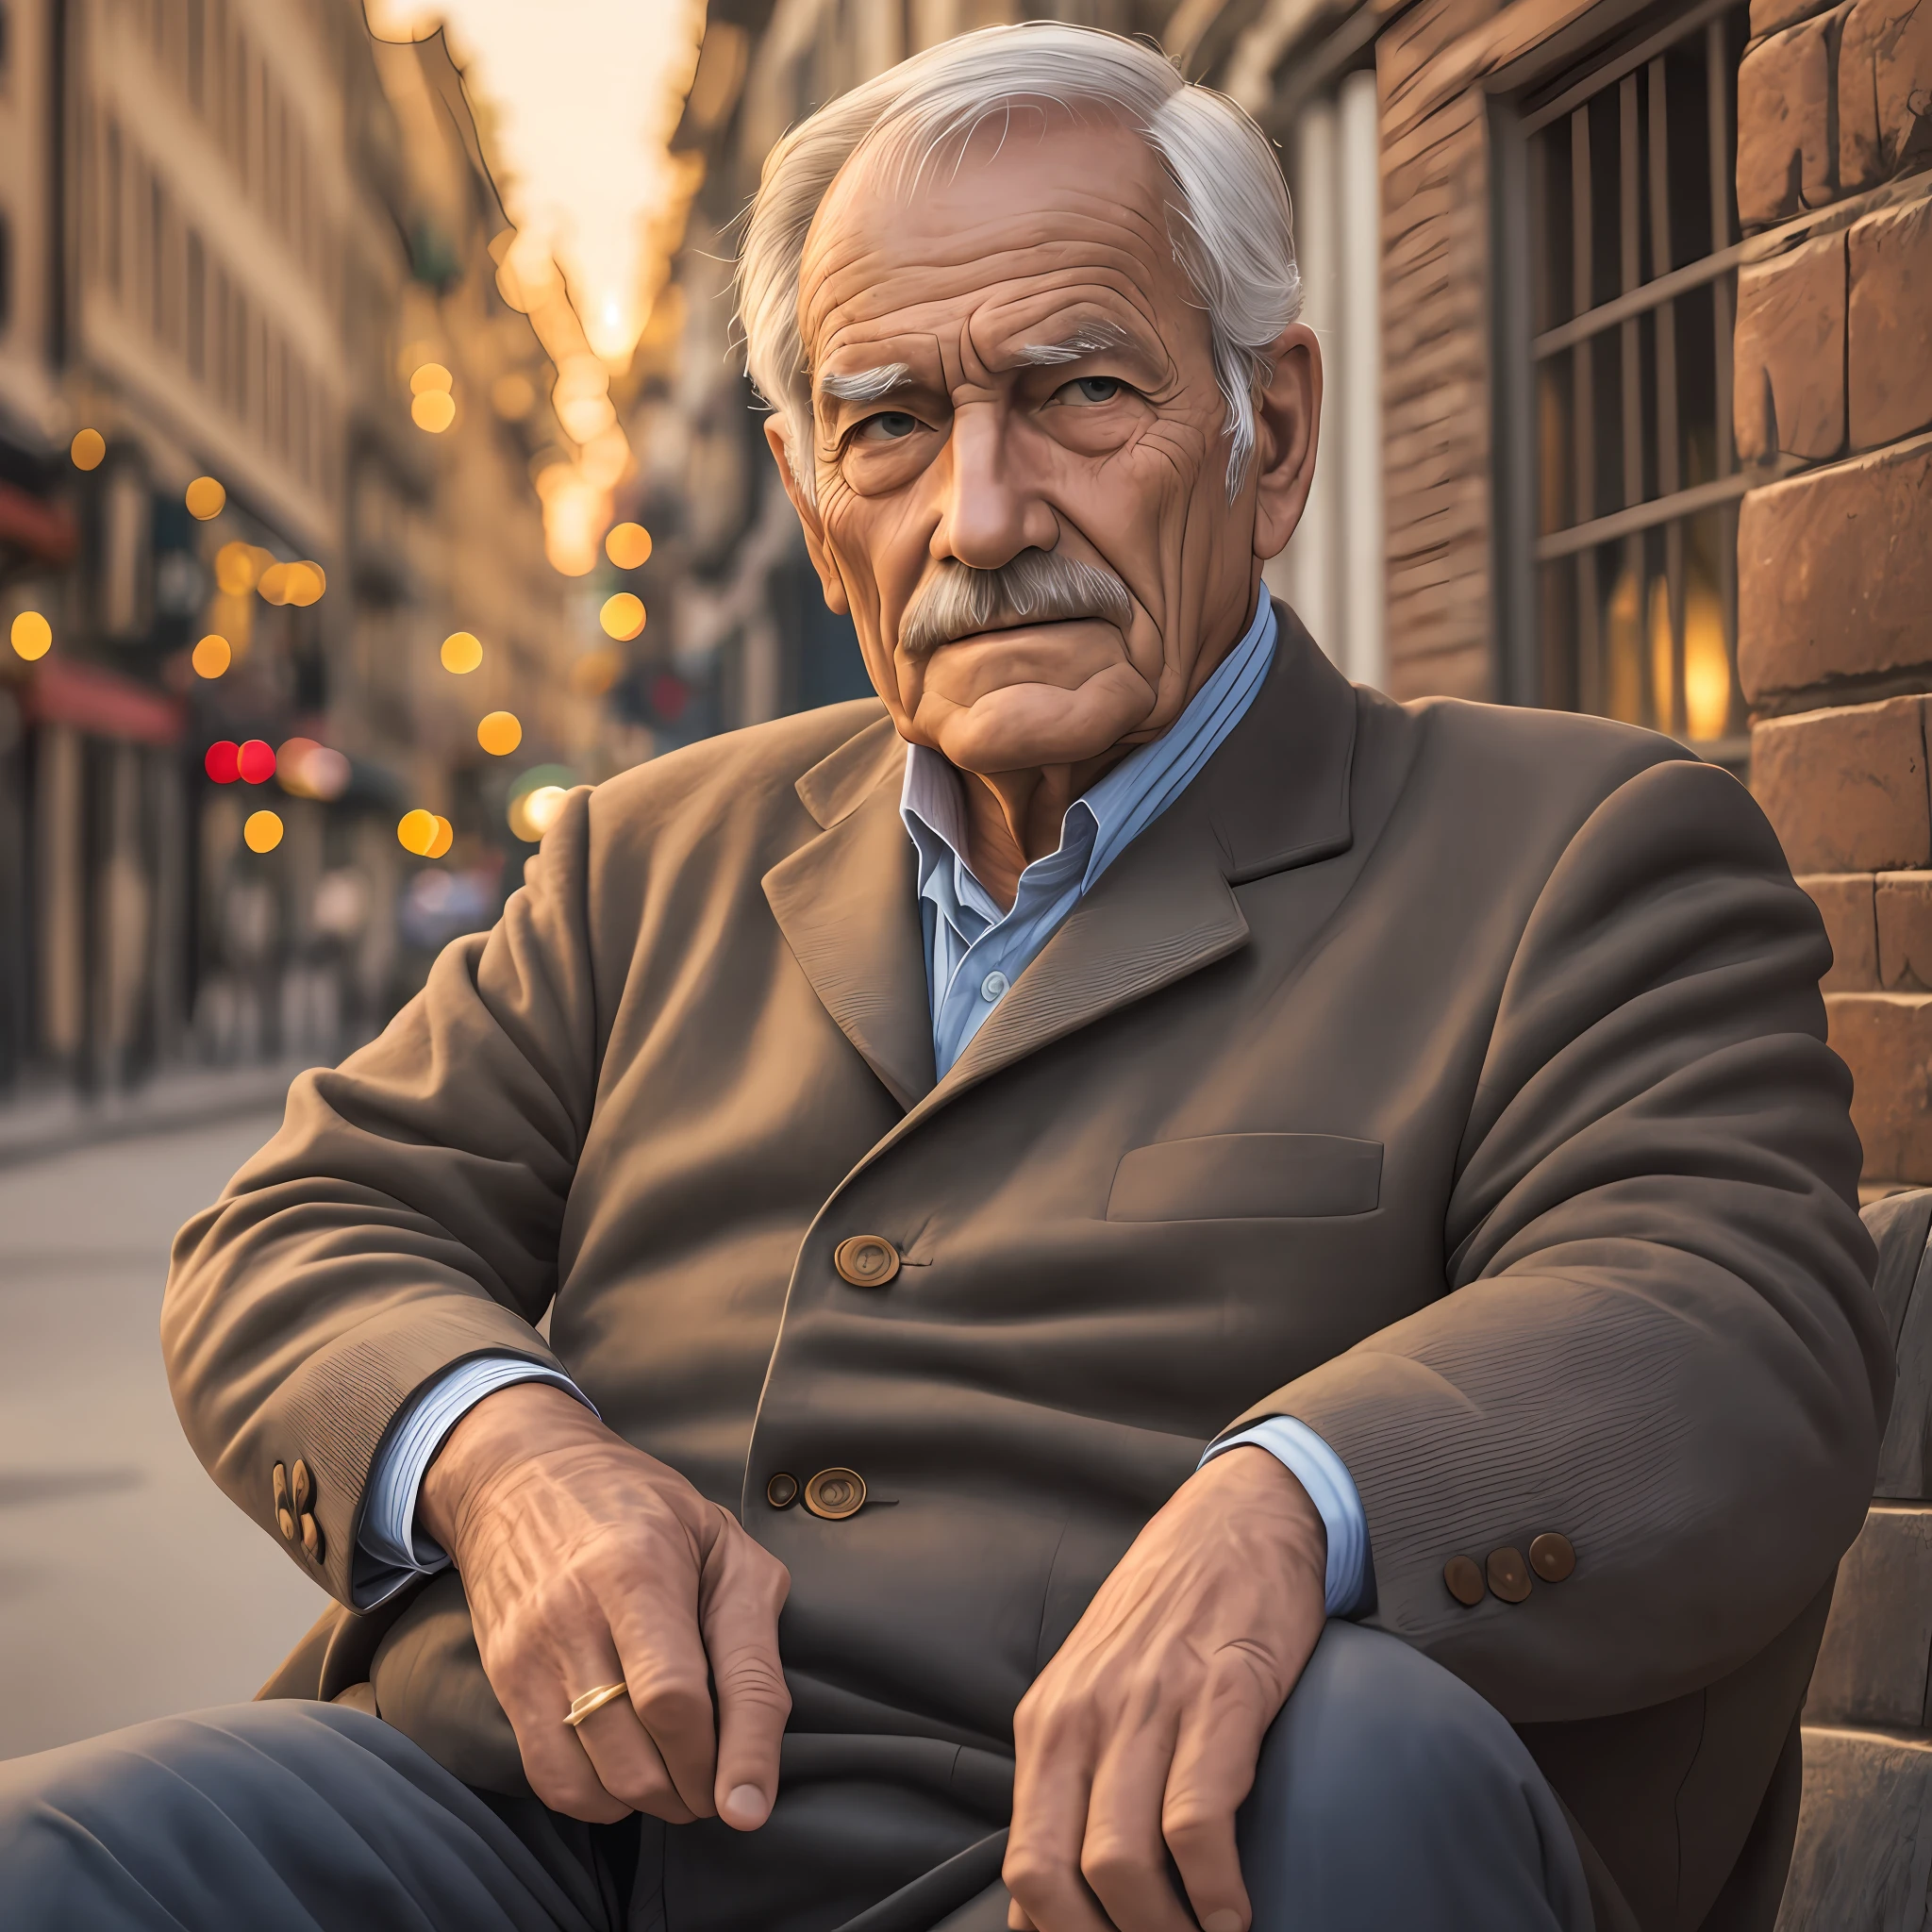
[1238,1619,1593,1932]
[0,1701,625,1932]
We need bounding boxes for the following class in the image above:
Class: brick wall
[1734,0,1932,1193]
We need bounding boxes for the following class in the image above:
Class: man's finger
[1159,1677,1271,1932]
[492,1652,634,1824]
[1080,1715,1198,1932]
[574,1696,697,1824]
[698,1529,792,1829]
[607,1592,723,1819]
[1004,1698,1113,1932]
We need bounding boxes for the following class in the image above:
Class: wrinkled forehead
[795,113,1194,376]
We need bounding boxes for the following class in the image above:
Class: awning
[0,483,78,567]
[21,658,186,747]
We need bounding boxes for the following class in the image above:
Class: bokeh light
[412,391,457,433]
[243,810,285,853]
[491,373,535,420]
[191,634,232,678]
[606,523,652,570]
[599,592,645,641]
[508,784,570,842]
[397,808,439,856]
[477,710,523,756]
[426,815,456,860]
[237,739,276,785]
[441,631,484,674]
[215,541,267,595]
[185,475,227,520]
[571,647,622,697]
[70,428,106,471]
[409,362,454,396]
[9,611,53,660]
[277,741,351,801]
[257,560,326,608]
[205,741,241,784]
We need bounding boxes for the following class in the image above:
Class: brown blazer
[165,612,1888,1932]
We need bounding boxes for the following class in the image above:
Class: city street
[0,1111,330,1762]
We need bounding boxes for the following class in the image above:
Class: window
[1493,0,1751,757]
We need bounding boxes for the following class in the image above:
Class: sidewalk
[0,1058,322,1171]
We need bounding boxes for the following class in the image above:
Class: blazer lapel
[899,607,1361,1124]
[762,717,937,1112]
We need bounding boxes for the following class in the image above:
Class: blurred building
[0,0,598,1099]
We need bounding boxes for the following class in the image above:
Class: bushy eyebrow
[817,362,913,404]
[1016,321,1136,366]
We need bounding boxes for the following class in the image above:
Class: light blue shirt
[356,591,1371,1619]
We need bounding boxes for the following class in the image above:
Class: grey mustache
[899,551,1134,658]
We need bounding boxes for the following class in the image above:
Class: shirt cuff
[349,1356,594,1609]
[1201,1416,1372,1618]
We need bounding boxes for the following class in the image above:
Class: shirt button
[979,971,1009,1003]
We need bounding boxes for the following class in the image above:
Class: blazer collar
[762,607,1358,1117]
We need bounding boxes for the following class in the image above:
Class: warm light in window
[186,475,227,520]
[441,630,483,674]
[412,391,457,433]
[1683,584,1731,741]
[192,634,232,678]
[477,710,523,756]
[410,362,454,395]
[243,809,284,853]
[605,523,652,570]
[600,592,644,641]
[9,611,52,660]
[71,429,106,471]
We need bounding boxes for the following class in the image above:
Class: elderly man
[0,23,1885,1932]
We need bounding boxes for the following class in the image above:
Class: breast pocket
[1106,1132,1383,1222]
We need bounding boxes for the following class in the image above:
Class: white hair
[736,22,1302,507]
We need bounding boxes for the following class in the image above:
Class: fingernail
[722,1783,770,1827]
[1201,1913,1243,1932]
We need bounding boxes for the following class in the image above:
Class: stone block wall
[1735,0,1932,1194]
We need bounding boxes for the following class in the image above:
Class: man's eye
[858,411,920,441]
[1058,377,1124,406]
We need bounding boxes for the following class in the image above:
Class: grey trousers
[0,1620,1591,1931]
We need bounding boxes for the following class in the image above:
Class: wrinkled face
[782,114,1271,776]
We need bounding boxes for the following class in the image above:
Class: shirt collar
[899,590,1277,909]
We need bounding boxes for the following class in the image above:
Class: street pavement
[0,1110,331,1762]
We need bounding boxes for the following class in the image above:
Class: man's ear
[764,417,850,616]
[1250,324,1322,564]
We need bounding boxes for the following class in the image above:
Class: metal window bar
[1524,0,1749,752]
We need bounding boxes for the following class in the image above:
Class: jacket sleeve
[1223,756,1891,1724]
[162,788,602,1607]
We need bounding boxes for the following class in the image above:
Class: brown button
[834,1236,901,1288]
[273,1463,291,1517]
[802,1468,867,1520]
[1486,1546,1532,1604]
[1443,1556,1485,1607]
[276,1507,296,1542]
[291,1459,313,1516]
[1529,1533,1576,1583]
[766,1473,800,1509]
[300,1512,325,1561]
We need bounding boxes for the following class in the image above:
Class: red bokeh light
[237,739,276,784]
[650,672,689,724]
[204,741,240,784]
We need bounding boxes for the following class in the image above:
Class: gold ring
[562,1681,629,1728]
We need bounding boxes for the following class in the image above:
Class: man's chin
[924,671,1155,775]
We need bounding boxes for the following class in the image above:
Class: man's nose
[932,403,1057,569]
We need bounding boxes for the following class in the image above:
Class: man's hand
[418,1381,791,1827]
[1004,1447,1327,1932]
